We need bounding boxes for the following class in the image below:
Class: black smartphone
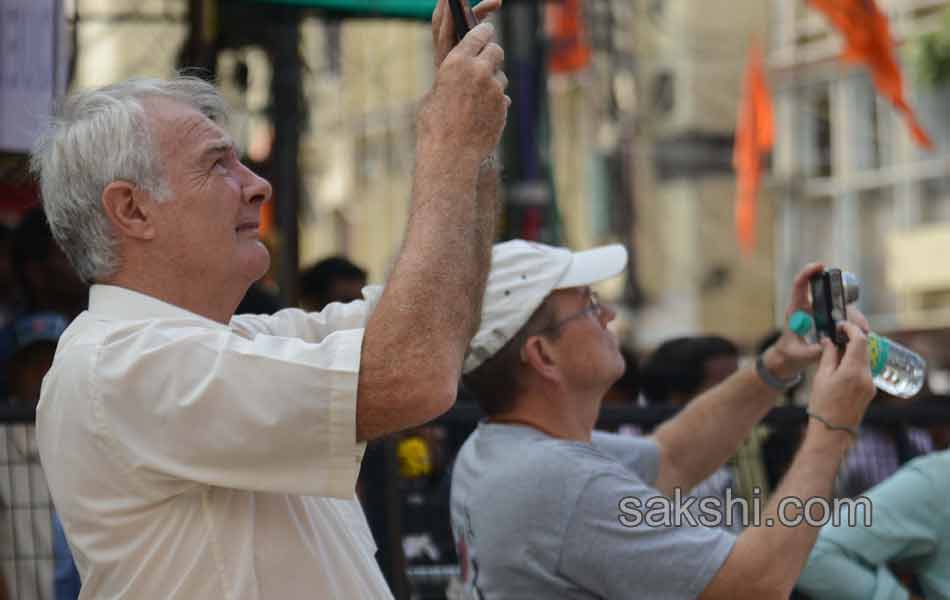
[810,269,848,346]
[448,0,478,42]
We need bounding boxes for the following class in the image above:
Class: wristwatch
[755,354,803,391]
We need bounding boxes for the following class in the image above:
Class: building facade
[629,0,775,349]
[770,0,950,378]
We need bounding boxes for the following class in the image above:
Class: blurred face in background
[700,355,740,393]
[327,277,366,306]
[29,243,86,313]
[666,352,739,407]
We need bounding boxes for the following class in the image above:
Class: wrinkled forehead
[142,96,231,159]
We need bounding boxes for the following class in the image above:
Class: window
[796,82,832,178]
[911,80,950,154]
[652,70,675,116]
[797,196,834,265]
[858,187,897,316]
[852,73,893,171]
[920,176,950,225]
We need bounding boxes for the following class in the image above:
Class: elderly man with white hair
[31,0,507,597]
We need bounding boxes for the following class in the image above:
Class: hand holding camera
[799,268,926,399]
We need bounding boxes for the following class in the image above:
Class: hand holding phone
[448,0,478,42]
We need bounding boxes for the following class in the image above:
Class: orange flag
[807,0,933,149]
[547,0,591,74]
[734,41,773,255]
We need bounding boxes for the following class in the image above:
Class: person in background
[1,208,87,404]
[757,329,808,492]
[299,255,368,312]
[0,224,20,330]
[2,208,85,599]
[835,390,933,499]
[236,235,282,315]
[451,241,876,599]
[4,313,66,408]
[640,336,741,409]
[0,312,78,600]
[797,449,950,600]
[601,346,640,406]
[10,207,87,321]
[639,335,748,533]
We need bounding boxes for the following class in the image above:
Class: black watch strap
[755,354,804,391]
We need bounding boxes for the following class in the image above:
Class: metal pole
[178,0,218,76]
[499,0,558,244]
[270,9,302,307]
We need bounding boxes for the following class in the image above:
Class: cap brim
[556,244,628,289]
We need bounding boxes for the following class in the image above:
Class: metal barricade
[0,406,53,600]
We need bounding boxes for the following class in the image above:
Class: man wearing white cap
[451,240,876,599]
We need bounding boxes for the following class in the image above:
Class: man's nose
[600,303,617,325]
[240,163,272,205]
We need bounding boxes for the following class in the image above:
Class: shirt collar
[87,284,229,329]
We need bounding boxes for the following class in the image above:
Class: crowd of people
[0,0,947,598]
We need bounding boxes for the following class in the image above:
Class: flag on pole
[547,0,591,74]
[807,0,933,149]
[734,40,774,255]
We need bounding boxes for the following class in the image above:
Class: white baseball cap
[463,239,628,373]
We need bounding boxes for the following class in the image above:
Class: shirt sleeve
[228,284,383,341]
[95,321,367,499]
[797,454,945,600]
[557,467,736,599]
[590,431,661,485]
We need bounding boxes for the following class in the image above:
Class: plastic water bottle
[788,311,926,398]
[866,333,926,398]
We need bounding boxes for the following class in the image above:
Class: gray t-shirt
[450,423,736,599]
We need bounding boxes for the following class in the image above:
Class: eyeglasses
[537,290,603,335]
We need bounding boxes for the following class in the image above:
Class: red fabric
[520,206,542,242]
[547,0,590,74]
[733,41,774,255]
[0,181,40,221]
[807,0,933,149]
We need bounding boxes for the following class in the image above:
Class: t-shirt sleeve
[557,466,736,599]
[591,430,661,485]
[95,323,366,499]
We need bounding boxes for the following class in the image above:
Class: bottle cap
[788,310,814,336]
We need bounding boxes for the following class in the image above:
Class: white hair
[30,76,231,283]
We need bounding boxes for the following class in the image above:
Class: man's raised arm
[699,321,875,599]
[355,9,509,442]
[651,263,826,494]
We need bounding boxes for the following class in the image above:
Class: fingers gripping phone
[810,269,848,346]
[448,0,478,42]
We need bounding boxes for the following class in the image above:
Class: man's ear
[101,181,156,240]
[521,335,561,382]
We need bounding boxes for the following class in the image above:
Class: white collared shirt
[36,284,393,599]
